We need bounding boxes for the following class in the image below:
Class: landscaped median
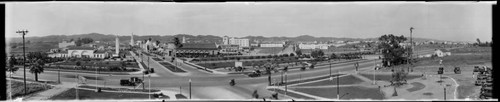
[158,62,187,72]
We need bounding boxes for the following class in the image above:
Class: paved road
[12,50,381,99]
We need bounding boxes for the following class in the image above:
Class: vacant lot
[7,80,53,99]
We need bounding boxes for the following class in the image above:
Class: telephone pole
[16,30,28,96]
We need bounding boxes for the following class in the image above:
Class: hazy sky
[6,2,493,42]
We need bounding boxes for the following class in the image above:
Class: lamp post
[410,27,414,64]
[285,72,287,96]
[58,65,61,84]
[373,59,376,85]
[148,74,151,99]
[95,62,98,92]
[337,70,340,100]
[329,58,332,77]
[189,79,192,99]
[16,29,28,96]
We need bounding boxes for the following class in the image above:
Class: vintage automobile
[248,70,261,77]
[479,87,493,99]
[473,66,480,72]
[120,77,143,86]
[454,67,461,74]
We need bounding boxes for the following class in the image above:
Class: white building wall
[260,44,284,47]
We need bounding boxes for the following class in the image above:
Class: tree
[30,59,45,81]
[310,50,324,58]
[330,53,338,59]
[476,38,481,45]
[378,34,409,67]
[6,56,19,77]
[391,70,408,86]
[27,52,49,61]
[76,61,82,66]
[295,49,302,56]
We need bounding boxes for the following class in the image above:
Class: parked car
[120,77,143,86]
[473,66,480,72]
[479,87,493,99]
[248,71,261,77]
[150,68,155,73]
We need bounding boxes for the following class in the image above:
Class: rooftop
[67,46,95,50]
[178,43,218,50]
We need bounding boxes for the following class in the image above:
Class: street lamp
[285,72,287,97]
[16,29,28,96]
[148,74,151,100]
[337,70,340,100]
[189,79,192,99]
[95,62,98,92]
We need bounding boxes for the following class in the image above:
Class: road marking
[444,76,459,99]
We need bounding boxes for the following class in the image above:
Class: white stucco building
[48,46,109,59]
[260,43,284,47]
[298,44,329,49]
[222,36,249,47]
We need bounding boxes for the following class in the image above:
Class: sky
[6,2,494,42]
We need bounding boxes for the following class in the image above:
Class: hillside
[7,33,452,45]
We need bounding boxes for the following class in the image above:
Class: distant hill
[7,33,453,45]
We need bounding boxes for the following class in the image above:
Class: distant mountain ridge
[7,33,454,44]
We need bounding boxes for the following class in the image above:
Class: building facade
[175,43,220,57]
[298,44,329,49]
[48,46,109,59]
[222,36,249,47]
[260,43,284,47]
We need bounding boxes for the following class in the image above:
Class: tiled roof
[67,46,95,50]
[177,43,218,50]
[94,50,107,53]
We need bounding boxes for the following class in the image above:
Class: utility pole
[16,30,28,96]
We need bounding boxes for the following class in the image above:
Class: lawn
[358,73,423,82]
[295,75,364,86]
[7,80,53,99]
[286,74,343,85]
[175,94,187,99]
[49,88,158,100]
[158,62,187,72]
[293,86,384,100]
[152,58,163,61]
[256,47,283,54]
[53,61,139,68]
[376,46,491,99]
[406,82,425,92]
[267,88,315,100]
[79,85,161,93]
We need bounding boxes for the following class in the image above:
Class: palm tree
[29,59,45,81]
